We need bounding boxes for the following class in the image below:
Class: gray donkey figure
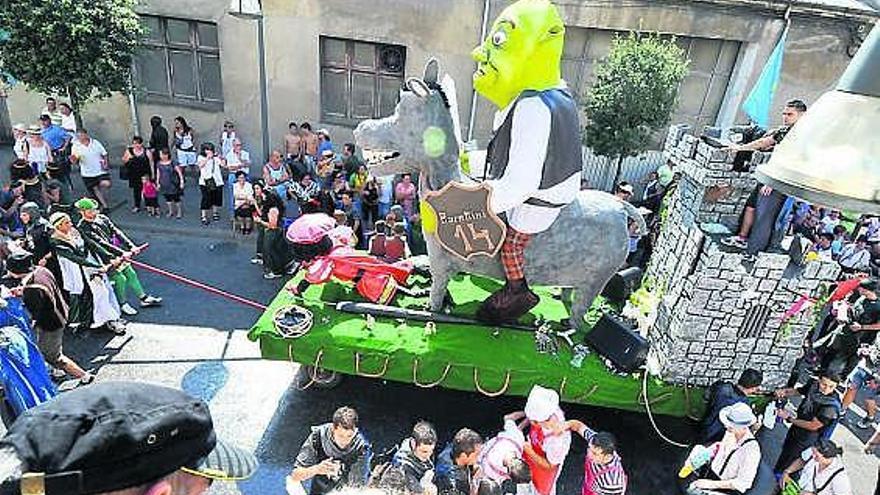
[354,61,645,329]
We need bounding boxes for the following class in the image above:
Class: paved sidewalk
[111,181,251,243]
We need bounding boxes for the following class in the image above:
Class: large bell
[754,25,880,213]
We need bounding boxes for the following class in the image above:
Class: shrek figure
[471,0,582,324]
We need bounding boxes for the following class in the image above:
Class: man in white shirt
[224,138,251,214]
[40,96,63,126]
[59,102,77,135]
[838,236,872,273]
[70,128,111,210]
[780,439,851,495]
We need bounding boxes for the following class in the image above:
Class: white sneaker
[263,272,282,280]
[140,295,163,307]
[120,303,138,316]
[250,256,263,265]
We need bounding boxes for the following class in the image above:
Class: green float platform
[248,274,704,418]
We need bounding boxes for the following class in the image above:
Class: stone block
[798,279,820,291]
[708,357,734,369]
[817,263,840,281]
[759,280,778,292]
[702,268,721,279]
[754,268,769,278]
[684,315,713,335]
[755,339,773,354]
[804,262,821,279]
[699,277,728,291]
[719,255,742,271]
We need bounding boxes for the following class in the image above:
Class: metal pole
[257,14,271,166]
[466,0,491,143]
[127,73,140,138]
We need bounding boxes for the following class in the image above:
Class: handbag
[204,158,219,191]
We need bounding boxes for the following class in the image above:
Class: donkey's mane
[424,81,450,109]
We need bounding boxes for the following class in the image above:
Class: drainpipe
[466,0,491,143]
[127,73,140,138]
[256,14,270,164]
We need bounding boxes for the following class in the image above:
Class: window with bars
[135,16,223,107]
[320,37,406,125]
[562,28,740,134]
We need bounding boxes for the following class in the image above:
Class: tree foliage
[582,32,689,161]
[0,0,144,112]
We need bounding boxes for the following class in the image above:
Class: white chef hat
[524,385,559,422]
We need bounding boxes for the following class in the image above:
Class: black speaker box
[584,313,649,373]
[601,266,644,303]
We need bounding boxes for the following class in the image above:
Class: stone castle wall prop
[645,124,839,388]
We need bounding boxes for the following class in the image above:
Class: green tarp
[248,274,704,418]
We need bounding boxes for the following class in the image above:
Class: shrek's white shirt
[485,88,581,234]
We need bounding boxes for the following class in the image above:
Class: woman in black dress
[121,136,153,213]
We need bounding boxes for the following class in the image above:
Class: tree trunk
[612,154,624,190]
[66,86,84,131]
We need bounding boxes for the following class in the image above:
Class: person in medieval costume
[286,213,419,304]
[48,212,125,334]
[75,198,162,317]
[18,202,62,284]
[4,252,94,385]
[468,0,582,324]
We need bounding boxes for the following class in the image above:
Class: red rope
[128,258,268,311]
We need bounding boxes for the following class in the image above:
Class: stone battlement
[645,125,838,387]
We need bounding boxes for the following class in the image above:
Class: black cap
[0,382,257,494]
[860,278,878,291]
[4,252,32,275]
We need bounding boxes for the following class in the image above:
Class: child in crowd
[369,220,387,258]
[141,175,160,217]
[220,120,237,157]
[384,223,410,262]
[831,224,849,258]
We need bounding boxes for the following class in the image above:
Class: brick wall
[645,125,839,387]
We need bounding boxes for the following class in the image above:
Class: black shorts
[163,193,181,202]
[145,197,159,208]
[745,184,761,208]
[199,185,223,210]
[83,174,111,193]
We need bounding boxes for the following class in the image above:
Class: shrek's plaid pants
[500,228,532,280]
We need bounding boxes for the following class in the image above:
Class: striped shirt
[579,427,627,495]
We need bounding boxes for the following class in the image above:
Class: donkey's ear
[423,58,439,85]
[406,77,431,98]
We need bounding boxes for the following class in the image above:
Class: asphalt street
[2,197,878,494]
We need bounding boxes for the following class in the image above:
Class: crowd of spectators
[1,98,163,389]
[288,386,628,495]
[244,122,427,279]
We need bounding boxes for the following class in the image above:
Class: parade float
[248,0,847,418]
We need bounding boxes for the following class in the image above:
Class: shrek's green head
[471,0,565,109]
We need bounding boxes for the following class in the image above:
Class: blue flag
[742,25,789,129]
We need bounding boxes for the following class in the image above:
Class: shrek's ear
[543,23,565,41]
[423,58,440,85]
[406,78,431,98]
